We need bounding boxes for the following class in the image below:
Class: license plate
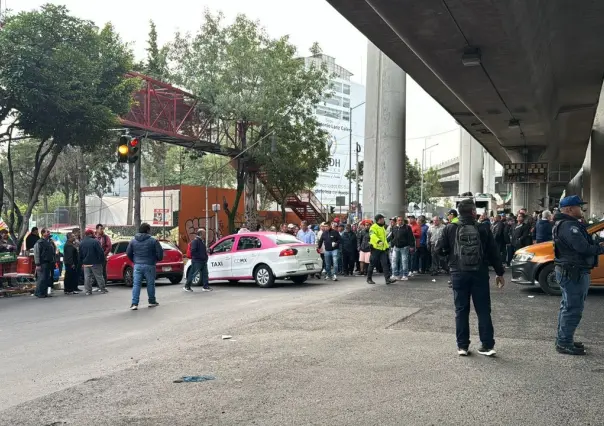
[305,264,315,270]
[162,266,172,272]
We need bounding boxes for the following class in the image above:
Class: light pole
[349,101,365,217]
[420,139,439,215]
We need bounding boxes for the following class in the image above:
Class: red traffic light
[130,138,139,147]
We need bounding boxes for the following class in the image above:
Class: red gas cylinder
[16,255,34,275]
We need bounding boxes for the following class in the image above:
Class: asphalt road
[2,272,604,425]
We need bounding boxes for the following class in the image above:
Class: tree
[257,122,329,222]
[169,10,329,232]
[407,162,443,205]
[0,5,137,246]
[344,160,364,192]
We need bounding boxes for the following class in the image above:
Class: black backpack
[454,223,483,271]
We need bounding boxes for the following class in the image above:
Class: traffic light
[117,136,129,163]
[128,137,140,163]
[329,206,335,214]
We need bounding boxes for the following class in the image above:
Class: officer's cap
[559,195,587,208]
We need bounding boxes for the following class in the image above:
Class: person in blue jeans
[317,222,341,281]
[184,228,212,292]
[126,222,164,310]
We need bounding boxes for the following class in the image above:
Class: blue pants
[186,261,209,288]
[556,267,590,347]
[451,270,494,350]
[391,246,410,277]
[324,250,338,278]
[132,264,157,305]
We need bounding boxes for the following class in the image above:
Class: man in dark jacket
[126,222,164,310]
[535,210,553,243]
[436,198,505,357]
[341,224,357,276]
[317,222,341,281]
[63,232,80,294]
[25,227,40,251]
[388,216,415,280]
[33,228,55,298]
[79,229,107,295]
[184,228,211,292]
[491,215,505,260]
[512,214,533,250]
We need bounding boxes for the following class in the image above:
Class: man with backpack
[435,198,505,357]
[184,228,212,292]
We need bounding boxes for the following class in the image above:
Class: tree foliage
[0,4,136,246]
[169,11,330,232]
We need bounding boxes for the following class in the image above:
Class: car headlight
[514,252,535,262]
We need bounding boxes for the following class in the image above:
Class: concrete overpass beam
[483,150,496,195]
[459,129,483,194]
[363,42,407,219]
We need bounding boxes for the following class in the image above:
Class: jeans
[391,246,410,277]
[451,270,494,349]
[34,263,53,297]
[409,248,419,272]
[186,261,209,288]
[556,267,590,347]
[84,264,106,293]
[132,264,157,305]
[337,250,344,274]
[324,250,338,278]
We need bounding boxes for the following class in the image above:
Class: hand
[599,242,604,247]
[495,276,505,289]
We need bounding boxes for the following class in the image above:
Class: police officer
[366,214,396,285]
[552,195,604,355]
[435,199,505,357]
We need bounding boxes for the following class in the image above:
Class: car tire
[254,264,275,288]
[124,266,133,287]
[291,275,308,284]
[169,275,183,284]
[538,263,560,296]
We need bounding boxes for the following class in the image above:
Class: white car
[184,232,322,288]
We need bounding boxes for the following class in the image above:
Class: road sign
[502,162,548,184]
[335,196,346,207]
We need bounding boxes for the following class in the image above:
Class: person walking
[184,228,212,292]
[367,214,396,285]
[552,196,604,355]
[341,224,357,276]
[317,222,341,281]
[79,229,108,296]
[127,223,164,310]
[33,228,55,298]
[435,198,505,357]
[388,216,414,281]
[63,232,80,294]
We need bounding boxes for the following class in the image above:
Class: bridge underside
[326,0,604,168]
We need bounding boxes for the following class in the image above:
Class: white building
[304,54,366,209]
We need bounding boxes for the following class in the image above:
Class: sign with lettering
[502,162,548,184]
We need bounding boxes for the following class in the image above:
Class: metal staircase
[256,170,326,224]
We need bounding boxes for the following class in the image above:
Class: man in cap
[552,195,604,355]
[367,214,396,285]
[317,221,341,281]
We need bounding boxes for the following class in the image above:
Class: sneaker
[183,286,193,292]
[202,287,213,292]
[324,275,330,281]
[130,304,138,310]
[556,344,586,355]
[100,289,109,294]
[457,348,470,356]
[477,345,496,356]
[72,291,81,295]
[148,302,159,308]
[92,288,101,292]
[367,279,376,285]
[332,275,338,282]
[401,276,409,281]
[574,341,585,349]
[386,278,397,284]
[85,292,92,296]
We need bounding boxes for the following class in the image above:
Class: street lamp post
[420,139,439,215]
[349,101,365,218]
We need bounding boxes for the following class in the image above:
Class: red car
[106,240,184,286]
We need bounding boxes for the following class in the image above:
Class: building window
[330,82,342,94]
[323,97,341,107]
[342,98,350,109]
[342,112,350,121]
[316,106,342,120]
[343,84,351,95]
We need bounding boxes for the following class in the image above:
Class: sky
[11,0,462,165]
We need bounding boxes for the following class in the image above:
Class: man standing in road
[127,222,164,310]
[552,196,604,355]
[389,216,414,281]
[94,224,112,291]
[63,232,81,295]
[33,228,55,298]
[491,215,506,261]
[436,199,505,357]
[428,216,446,276]
[184,228,212,292]
[317,221,341,281]
[367,214,396,285]
[79,229,108,295]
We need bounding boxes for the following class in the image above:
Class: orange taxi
[511,220,604,295]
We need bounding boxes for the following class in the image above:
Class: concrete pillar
[363,42,406,219]
[511,183,546,214]
[482,149,496,195]
[590,130,604,217]
[582,139,591,207]
[459,129,483,194]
